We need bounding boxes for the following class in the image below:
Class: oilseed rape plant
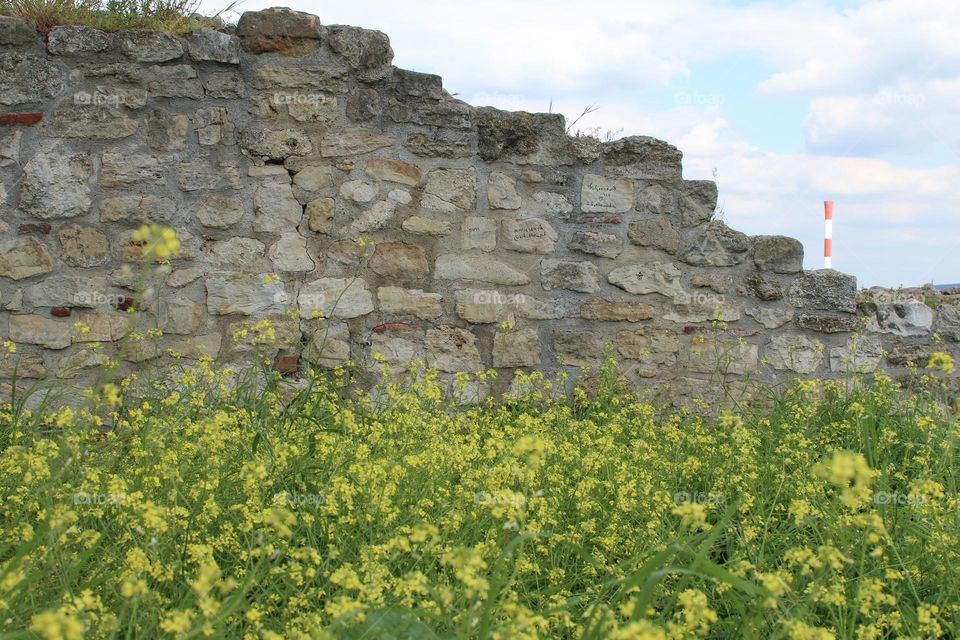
[0,355,957,639]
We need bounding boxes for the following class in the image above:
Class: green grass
[0,351,957,639]
[0,0,226,35]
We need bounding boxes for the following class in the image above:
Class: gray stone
[118,29,184,62]
[0,16,37,46]
[540,259,600,293]
[934,304,960,341]
[664,295,741,323]
[501,218,557,254]
[753,236,804,274]
[25,275,108,308]
[425,327,482,372]
[568,230,622,259]
[18,153,92,219]
[47,101,138,139]
[237,8,321,55]
[252,64,347,92]
[176,160,242,191]
[765,335,823,374]
[404,131,473,158]
[422,168,478,212]
[461,217,498,252]
[294,164,334,191]
[207,237,267,270]
[320,128,392,157]
[158,298,203,335]
[581,174,635,213]
[205,272,287,315]
[204,71,245,98]
[627,217,679,253]
[688,337,758,375]
[579,298,655,322]
[369,242,428,280]
[795,312,861,333]
[148,65,203,99]
[269,232,315,272]
[8,314,72,349]
[608,262,684,297]
[886,344,933,367]
[298,278,374,319]
[554,330,607,366]
[830,335,882,373]
[304,322,351,368]
[239,127,312,161]
[680,181,719,227]
[305,197,335,233]
[47,26,113,55]
[745,306,794,329]
[679,221,750,266]
[188,29,241,64]
[100,153,163,188]
[525,191,573,218]
[492,328,541,368]
[435,254,529,286]
[145,108,189,150]
[477,108,570,165]
[402,216,451,236]
[166,334,222,360]
[866,300,934,336]
[377,287,443,320]
[197,196,245,229]
[365,158,421,186]
[57,348,109,379]
[166,268,203,288]
[602,136,682,180]
[487,171,521,209]
[339,180,378,204]
[789,270,857,312]
[59,224,109,267]
[454,289,516,324]
[100,195,175,223]
[0,237,54,280]
[328,25,393,71]
[741,275,785,301]
[616,328,680,367]
[636,183,680,215]
[0,130,21,167]
[0,53,64,105]
[369,330,425,373]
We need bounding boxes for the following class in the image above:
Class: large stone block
[18,152,92,219]
[0,53,64,106]
[298,277,374,319]
[369,242,429,280]
[492,328,541,368]
[764,335,824,374]
[425,327,482,372]
[0,237,54,280]
[789,270,857,312]
[422,168,478,212]
[237,8,321,55]
[500,218,557,254]
[679,221,751,267]
[205,272,288,315]
[608,262,684,297]
[581,174,635,213]
[540,259,600,293]
[435,254,529,286]
[753,236,804,274]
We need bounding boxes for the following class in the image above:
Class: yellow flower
[671,502,709,531]
[132,224,180,261]
[926,351,954,373]
[814,450,877,509]
[29,609,85,640]
[3,340,16,354]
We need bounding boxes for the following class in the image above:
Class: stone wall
[1,9,958,403]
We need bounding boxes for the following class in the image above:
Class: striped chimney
[824,200,834,269]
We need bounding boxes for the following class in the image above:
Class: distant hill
[935,283,960,291]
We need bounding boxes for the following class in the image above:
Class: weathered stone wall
[1,9,958,402]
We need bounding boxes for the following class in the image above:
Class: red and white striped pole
[824,200,834,269]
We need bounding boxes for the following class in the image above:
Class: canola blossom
[0,356,957,639]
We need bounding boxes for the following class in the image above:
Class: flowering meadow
[0,225,958,639]
[0,349,957,639]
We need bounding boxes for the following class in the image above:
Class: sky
[213,0,960,287]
